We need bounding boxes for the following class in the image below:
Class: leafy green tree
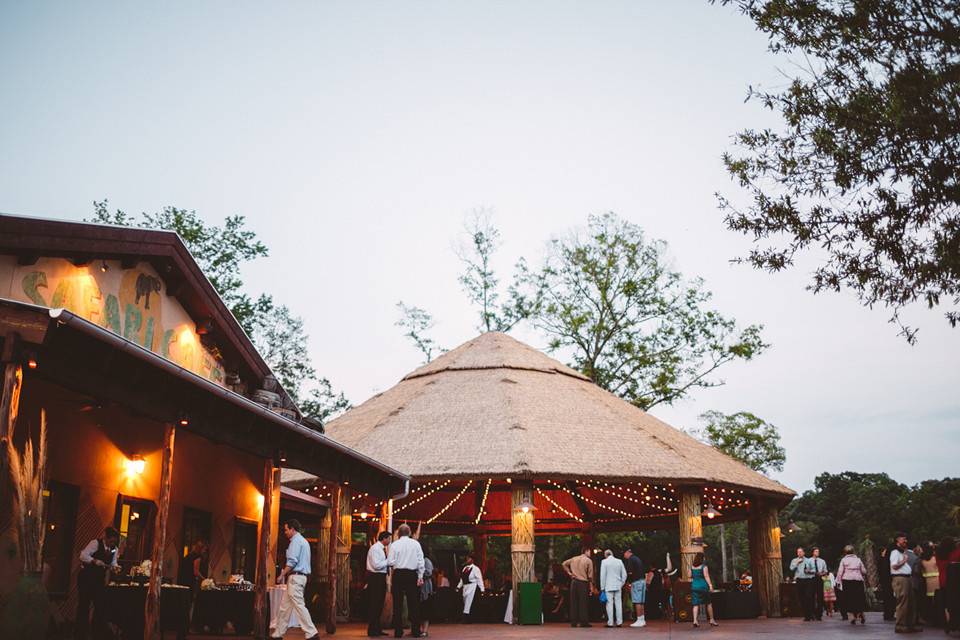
[903,478,960,543]
[715,0,960,342]
[783,472,912,564]
[299,378,352,425]
[695,410,786,474]
[456,210,539,333]
[395,302,444,364]
[694,410,785,581]
[90,200,271,335]
[531,213,768,410]
[87,200,350,424]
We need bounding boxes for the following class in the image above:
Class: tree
[716,0,960,342]
[531,213,768,410]
[90,200,272,335]
[695,410,786,474]
[456,210,538,333]
[87,200,350,424]
[695,410,786,581]
[299,378,352,425]
[395,302,443,363]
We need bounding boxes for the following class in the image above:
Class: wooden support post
[510,480,535,622]
[1,361,23,444]
[143,424,176,640]
[678,488,703,581]
[326,484,342,634]
[473,532,488,573]
[335,486,352,622]
[253,459,276,639]
[315,505,332,627]
[748,500,783,618]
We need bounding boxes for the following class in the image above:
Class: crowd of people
[788,533,960,634]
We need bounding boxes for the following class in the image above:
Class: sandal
[710,620,719,626]
[693,622,700,628]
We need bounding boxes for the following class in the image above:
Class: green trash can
[518,582,543,625]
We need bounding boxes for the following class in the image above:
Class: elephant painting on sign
[135,273,162,309]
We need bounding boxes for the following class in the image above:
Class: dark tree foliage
[782,471,960,566]
[716,0,960,342]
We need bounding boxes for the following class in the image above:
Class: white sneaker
[630,619,646,627]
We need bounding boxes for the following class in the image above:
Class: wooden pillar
[510,480,535,622]
[315,505,332,626]
[325,484,342,635]
[143,424,176,640]
[1,360,23,444]
[335,486,352,622]
[748,500,783,618]
[678,488,703,580]
[253,459,276,639]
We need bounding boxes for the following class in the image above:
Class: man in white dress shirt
[366,531,391,637]
[600,549,627,627]
[387,523,425,638]
[890,532,918,633]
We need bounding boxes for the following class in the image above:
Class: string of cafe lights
[393,479,451,515]
[474,479,492,525]
[583,481,676,512]
[427,481,472,524]
[535,487,583,523]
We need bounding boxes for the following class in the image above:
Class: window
[180,507,212,583]
[232,518,258,580]
[41,481,79,597]
[113,495,156,567]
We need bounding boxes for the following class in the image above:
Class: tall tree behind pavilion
[714,0,960,343]
[87,200,350,424]
[693,410,787,581]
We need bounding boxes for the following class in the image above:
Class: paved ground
[194,613,953,639]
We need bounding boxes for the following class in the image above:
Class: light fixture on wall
[126,455,146,476]
[515,498,536,514]
[177,412,190,427]
[100,260,109,273]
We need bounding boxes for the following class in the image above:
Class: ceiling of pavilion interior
[287,477,752,534]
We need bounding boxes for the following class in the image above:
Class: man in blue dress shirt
[271,519,319,640]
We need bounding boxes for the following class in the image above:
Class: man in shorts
[624,549,646,627]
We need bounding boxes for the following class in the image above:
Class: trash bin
[518,582,543,625]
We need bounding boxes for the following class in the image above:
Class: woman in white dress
[457,553,485,623]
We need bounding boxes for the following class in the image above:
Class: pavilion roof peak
[402,331,590,382]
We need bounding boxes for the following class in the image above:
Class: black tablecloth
[100,584,191,639]
[195,589,255,635]
[711,590,761,619]
[470,592,508,623]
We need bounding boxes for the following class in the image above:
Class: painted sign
[1,256,225,385]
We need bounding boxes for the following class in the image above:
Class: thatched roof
[321,332,793,499]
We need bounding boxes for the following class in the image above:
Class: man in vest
[76,526,120,640]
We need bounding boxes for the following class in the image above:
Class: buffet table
[711,590,761,619]
[195,588,255,635]
[100,583,191,640]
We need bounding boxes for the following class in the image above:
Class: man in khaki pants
[889,532,919,634]
[271,519,319,640]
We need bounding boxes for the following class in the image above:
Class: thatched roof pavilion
[285,332,794,618]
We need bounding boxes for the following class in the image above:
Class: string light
[536,488,582,522]
[475,479,492,525]
[427,481,471,524]
[393,479,451,514]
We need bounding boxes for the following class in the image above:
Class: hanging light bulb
[703,502,720,519]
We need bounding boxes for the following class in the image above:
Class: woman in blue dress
[688,552,719,628]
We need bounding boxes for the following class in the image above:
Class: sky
[2,1,957,493]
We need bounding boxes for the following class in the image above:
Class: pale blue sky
[2,1,957,492]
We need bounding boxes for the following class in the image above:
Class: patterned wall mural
[1,256,225,385]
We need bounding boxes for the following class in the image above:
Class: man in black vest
[76,526,120,640]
